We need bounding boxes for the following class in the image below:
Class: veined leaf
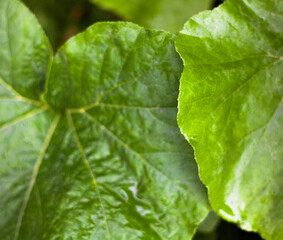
[0,0,209,239]
[176,0,283,239]
[0,0,52,100]
[90,0,213,33]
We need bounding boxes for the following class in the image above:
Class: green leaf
[0,0,52,100]
[90,0,213,33]
[176,0,283,239]
[0,0,210,239]
[196,211,219,234]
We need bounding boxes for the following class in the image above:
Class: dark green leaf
[0,0,209,239]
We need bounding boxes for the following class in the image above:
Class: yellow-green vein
[14,114,61,240]
[82,111,185,191]
[0,77,42,107]
[66,111,111,240]
[0,106,48,131]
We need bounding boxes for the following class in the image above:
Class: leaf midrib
[82,111,189,192]
[67,110,174,240]
[66,111,111,240]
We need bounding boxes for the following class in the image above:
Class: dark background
[194,220,263,240]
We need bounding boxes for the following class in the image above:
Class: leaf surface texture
[0,0,209,239]
[176,0,283,239]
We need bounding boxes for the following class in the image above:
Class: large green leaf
[90,0,213,33]
[176,0,283,239]
[0,0,210,239]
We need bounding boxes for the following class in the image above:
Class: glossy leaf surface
[90,0,213,33]
[176,0,283,239]
[0,0,209,239]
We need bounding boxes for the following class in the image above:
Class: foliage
[176,0,283,239]
[0,0,210,239]
[90,0,213,33]
[0,0,281,239]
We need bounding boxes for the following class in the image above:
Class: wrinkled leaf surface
[0,0,209,239]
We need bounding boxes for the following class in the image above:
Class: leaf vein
[240,98,282,177]
[0,106,47,131]
[82,111,185,190]
[211,59,280,114]
[14,114,61,240]
[67,112,111,240]
[0,76,42,106]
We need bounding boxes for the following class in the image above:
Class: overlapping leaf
[90,0,213,33]
[176,0,283,239]
[0,0,210,239]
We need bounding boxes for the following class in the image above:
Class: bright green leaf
[176,0,283,239]
[0,0,210,239]
[90,0,213,33]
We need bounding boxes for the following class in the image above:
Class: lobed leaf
[0,0,210,239]
[176,0,283,239]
